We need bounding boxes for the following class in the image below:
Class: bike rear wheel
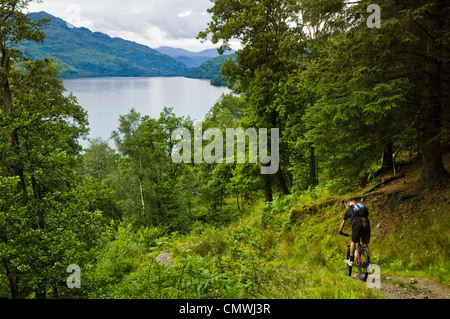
[358,249,370,282]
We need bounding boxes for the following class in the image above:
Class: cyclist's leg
[361,222,371,256]
[365,244,370,256]
[351,223,362,258]
[350,241,356,257]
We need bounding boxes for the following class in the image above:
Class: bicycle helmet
[348,201,357,207]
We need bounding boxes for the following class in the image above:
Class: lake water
[63,77,232,148]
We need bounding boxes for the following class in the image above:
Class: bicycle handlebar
[338,231,351,237]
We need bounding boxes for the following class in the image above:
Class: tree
[82,139,122,221]
[300,0,449,191]
[112,108,194,230]
[0,0,48,205]
[199,0,308,199]
[83,138,119,181]
[112,109,148,224]
[198,94,244,219]
[0,2,108,299]
[0,56,109,300]
[410,0,450,190]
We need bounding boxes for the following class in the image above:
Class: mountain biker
[338,201,371,269]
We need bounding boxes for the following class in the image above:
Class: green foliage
[156,46,235,68]
[82,138,119,181]
[301,0,450,191]
[200,0,449,193]
[375,206,449,282]
[210,75,229,87]
[186,54,237,80]
[86,191,390,299]
[110,107,194,230]
[1,0,449,300]
[0,2,108,298]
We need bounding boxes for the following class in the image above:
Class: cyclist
[338,201,371,269]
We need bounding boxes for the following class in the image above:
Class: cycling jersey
[344,208,371,244]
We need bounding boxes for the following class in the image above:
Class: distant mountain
[17,12,190,78]
[156,47,222,58]
[156,46,235,68]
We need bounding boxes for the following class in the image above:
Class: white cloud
[25,0,227,51]
[177,10,192,18]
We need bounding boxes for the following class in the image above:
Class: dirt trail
[346,274,450,299]
[379,275,450,299]
[348,272,450,299]
[355,153,450,299]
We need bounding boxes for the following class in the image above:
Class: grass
[169,194,385,299]
[88,182,449,299]
[372,205,449,286]
[388,278,418,290]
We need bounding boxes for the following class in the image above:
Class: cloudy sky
[26,0,233,52]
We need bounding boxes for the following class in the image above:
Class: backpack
[351,203,369,220]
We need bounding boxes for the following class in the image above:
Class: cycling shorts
[352,218,371,244]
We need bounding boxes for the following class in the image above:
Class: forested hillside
[186,54,237,86]
[16,12,189,77]
[0,0,448,300]
[156,46,235,68]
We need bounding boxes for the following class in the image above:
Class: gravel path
[379,275,450,299]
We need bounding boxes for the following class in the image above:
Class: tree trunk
[417,5,449,191]
[418,120,449,191]
[1,54,27,299]
[262,174,273,202]
[309,144,318,187]
[220,190,223,215]
[31,175,45,229]
[2,258,18,299]
[138,152,146,222]
[35,286,47,299]
[277,169,290,195]
[382,141,394,173]
[188,195,191,213]
[52,285,59,299]
[1,55,29,204]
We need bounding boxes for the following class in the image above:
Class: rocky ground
[348,272,450,299]
[380,275,449,299]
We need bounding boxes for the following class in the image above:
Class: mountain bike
[339,232,370,282]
